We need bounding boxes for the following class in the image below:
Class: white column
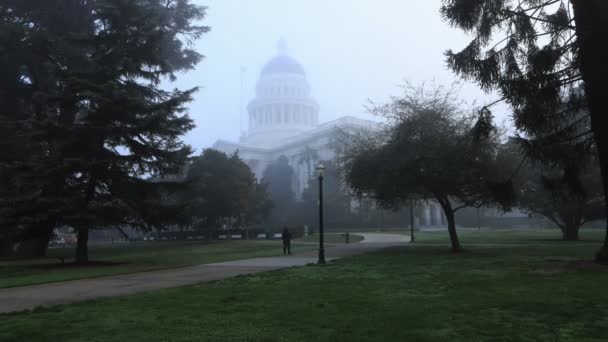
[424,205,431,227]
[434,204,442,226]
[266,105,271,124]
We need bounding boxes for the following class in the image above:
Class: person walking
[282,227,292,255]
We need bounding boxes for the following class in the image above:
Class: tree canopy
[179,149,270,231]
[0,0,209,262]
[345,84,512,252]
[441,0,608,261]
[498,141,604,240]
[261,155,296,225]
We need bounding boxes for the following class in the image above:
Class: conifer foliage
[0,0,209,262]
[441,0,608,261]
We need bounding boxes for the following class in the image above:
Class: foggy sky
[173,0,510,153]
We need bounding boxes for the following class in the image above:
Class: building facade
[213,40,377,197]
[213,40,449,227]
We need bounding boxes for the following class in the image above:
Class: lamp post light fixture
[316,162,326,265]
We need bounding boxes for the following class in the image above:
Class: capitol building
[213,40,376,197]
[213,40,455,227]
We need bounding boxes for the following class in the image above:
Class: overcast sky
[174,0,510,153]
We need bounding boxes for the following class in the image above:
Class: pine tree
[0,0,209,262]
[441,0,608,261]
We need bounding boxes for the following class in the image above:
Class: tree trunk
[75,227,89,264]
[561,225,580,241]
[445,209,463,253]
[571,0,608,263]
[31,227,54,257]
[436,196,463,252]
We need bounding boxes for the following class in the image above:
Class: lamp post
[409,196,415,242]
[316,162,326,265]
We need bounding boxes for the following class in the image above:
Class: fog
[173,0,511,152]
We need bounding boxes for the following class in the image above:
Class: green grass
[0,240,315,288]
[2,229,608,341]
[414,228,605,245]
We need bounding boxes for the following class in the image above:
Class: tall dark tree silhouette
[441,0,608,261]
[262,156,295,225]
[0,0,209,262]
[180,149,268,231]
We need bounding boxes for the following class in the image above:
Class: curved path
[359,233,410,244]
[0,233,409,314]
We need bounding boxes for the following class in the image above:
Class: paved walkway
[0,233,408,313]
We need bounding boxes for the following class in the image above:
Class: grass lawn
[2,229,608,341]
[414,227,606,244]
[0,240,315,289]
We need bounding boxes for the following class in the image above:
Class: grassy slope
[0,240,314,288]
[2,229,608,341]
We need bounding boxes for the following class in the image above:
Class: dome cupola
[261,39,306,76]
[242,39,320,148]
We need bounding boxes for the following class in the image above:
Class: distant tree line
[258,153,416,233]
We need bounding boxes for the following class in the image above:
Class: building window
[275,105,281,123]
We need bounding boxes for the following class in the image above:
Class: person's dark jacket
[282,230,292,243]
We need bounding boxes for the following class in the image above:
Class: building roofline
[211,115,380,154]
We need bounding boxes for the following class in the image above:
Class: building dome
[241,39,319,148]
[261,55,306,76]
